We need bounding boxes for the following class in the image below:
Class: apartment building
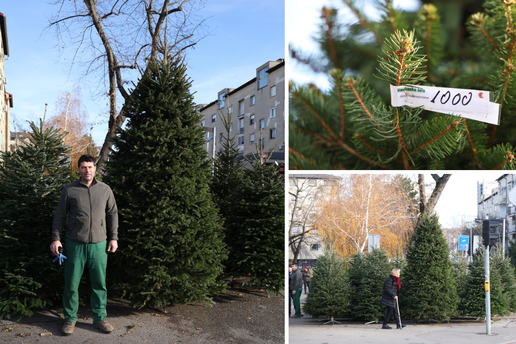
[288,174,340,267]
[477,174,516,252]
[199,59,285,163]
[0,12,11,153]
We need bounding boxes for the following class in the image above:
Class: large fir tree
[460,247,508,316]
[402,213,459,321]
[0,121,71,319]
[303,248,351,319]
[104,56,227,308]
[349,249,392,321]
[290,0,516,170]
[228,151,284,294]
[210,109,245,277]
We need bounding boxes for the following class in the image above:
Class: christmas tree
[491,250,516,313]
[290,0,516,170]
[0,121,71,319]
[460,247,508,316]
[303,248,351,319]
[349,249,392,321]
[228,148,285,294]
[104,56,227,308]
[210,109,245,277]
[402,213,459,321]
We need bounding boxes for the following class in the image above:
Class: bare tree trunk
[417,173,452,226]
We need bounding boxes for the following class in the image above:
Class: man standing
[290,262,303,318]
[302,266,311,294]
[51,155,118,336]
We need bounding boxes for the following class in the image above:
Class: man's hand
[50,241,62,255]
[292,290,296,295]
[394,296,398,300]
[107,240,118,253]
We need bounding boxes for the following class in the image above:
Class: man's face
[289,267,292,273]
[79,161,96,183]
[292,265,298,271]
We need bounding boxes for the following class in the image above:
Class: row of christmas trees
[0,56,284,319]
[305,214,516,321]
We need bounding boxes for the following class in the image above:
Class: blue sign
[458,235,469,251]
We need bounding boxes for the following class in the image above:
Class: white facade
[477,174,516,251]
[0,12,11,153]
[199,59,285,162]
[288,174,339,266]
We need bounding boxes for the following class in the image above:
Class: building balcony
[238,127,244,134]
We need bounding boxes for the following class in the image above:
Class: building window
[230,123,233,132]
[250,133,255,143]
[271,85,276,97]
[220,133,224,141]
[270,128,276,139]
[239,100,245,116]
[201,120,205,127]
[251,95,256,106]
[309,179,317,185]
[212,114,216,122]
[260,119,265,129]
[270,108,276,118]
[239,118,245,134]
[238,136,244,145]
[311,243,320,250]
[219,93,225,109]
[250,115,255,125]
[229,105,233,114]
[258,68,268,89]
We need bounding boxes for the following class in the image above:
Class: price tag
[390,85,501,125]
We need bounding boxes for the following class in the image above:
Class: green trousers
[63,239,108,323]
[292,287,302,316]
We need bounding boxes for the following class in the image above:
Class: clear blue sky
[2,0,284,146]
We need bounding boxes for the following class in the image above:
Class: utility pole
[483,219,491,335]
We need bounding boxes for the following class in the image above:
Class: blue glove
[52,247,67,265]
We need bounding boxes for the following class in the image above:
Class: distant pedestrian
[380,268,405,329]
[288,265,292,316]
[290,263,303,318]
[302,266,311,294]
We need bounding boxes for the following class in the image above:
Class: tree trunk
[417,173,452,226]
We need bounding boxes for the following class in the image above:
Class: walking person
[288,265,292,316]
[51,154,119,336]
[302,266,311,294]
[290,262,303,318]
[380,268,405,329]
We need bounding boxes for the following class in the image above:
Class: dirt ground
[0,286,285,343]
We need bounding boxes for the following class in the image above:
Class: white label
[390,85,501,125]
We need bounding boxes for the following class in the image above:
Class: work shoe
[382,324,392,329]
[93,319,114,333]
[61,321,75,336]
[397,323,406,329]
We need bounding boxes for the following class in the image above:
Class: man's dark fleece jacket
[52,179,118,244]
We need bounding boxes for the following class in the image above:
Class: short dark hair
[78,154,96,168]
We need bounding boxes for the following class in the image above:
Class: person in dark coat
[288,265,292,316]
[290,263,303,317]
[380,268,405,329]
[302,266,311,294]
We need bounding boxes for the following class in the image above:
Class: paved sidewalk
[289,292,516,344]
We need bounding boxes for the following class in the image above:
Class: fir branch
[353,134,404,164]
[321,7,341,69]
[290,90,338,140]
[395,109,410,169]
[335,140,393,170]
[411,121,460,154]
[470,14,500,51]
[345,78,379,129]
[330,70,347,140]
[386,0,397,34]
[343,0,382,45]
[289,147,318,169]
[289,47,327,74]
[462,118,481,169]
